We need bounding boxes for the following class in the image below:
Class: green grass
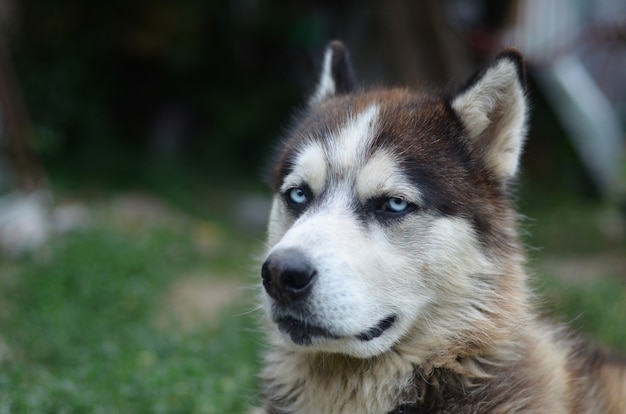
[519,188,626,349]
[539,276,626,349]
[0,220,264,413]
[0,184,624,413]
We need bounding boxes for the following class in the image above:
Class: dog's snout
[262,249,317,305]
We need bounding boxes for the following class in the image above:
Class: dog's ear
[309,41,357,105]
[450,49,528,181]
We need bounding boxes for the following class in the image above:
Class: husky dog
[257,41,626,413]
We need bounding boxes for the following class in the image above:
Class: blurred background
[0,0,624,412]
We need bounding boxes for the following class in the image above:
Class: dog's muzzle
[262,248,398,346]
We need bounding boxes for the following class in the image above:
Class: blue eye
[287,187,307,205]
[384,197,410,213]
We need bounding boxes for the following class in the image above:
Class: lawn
[0,178,625,413]
[0,190,265,413]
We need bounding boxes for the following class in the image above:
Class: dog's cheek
[358,222,433,306]
[421,216,496,294]
[377,215,495,294]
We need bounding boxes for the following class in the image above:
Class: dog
[255,41,626,413]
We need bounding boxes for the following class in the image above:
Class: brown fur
[256,43,626,413]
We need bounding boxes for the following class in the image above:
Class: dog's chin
[275,314,399,357]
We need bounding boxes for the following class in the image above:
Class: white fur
[280,105,380,197]
[310,45,336,105]
[327,105,380,171]
[355,149,423,204]
[280,142,328,195]
[451,58,527,179]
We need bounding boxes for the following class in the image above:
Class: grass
[0,177,624,413]
[0,213,264,413]
[540,276,626,348]
[521,190,626,349]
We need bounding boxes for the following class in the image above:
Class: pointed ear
[450,49,528,181]
[309,41,357,105]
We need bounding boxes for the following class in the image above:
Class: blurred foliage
[9,1,620,200]
[10,0,340,178]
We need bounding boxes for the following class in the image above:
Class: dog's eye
[381,197,411,214]
[386,197,409,212]
[284,186,311,214]
[287,187,307,205]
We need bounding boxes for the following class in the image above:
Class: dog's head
[262,41,528,358]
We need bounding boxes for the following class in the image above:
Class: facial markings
[326,104,380,173]
[278,103,453,226]
[278,105,382,218]
[280,142,328,196]
[355,150,423,208]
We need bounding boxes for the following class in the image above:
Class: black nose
[262,249,317,305]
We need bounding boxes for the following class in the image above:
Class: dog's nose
[262,249,317,305]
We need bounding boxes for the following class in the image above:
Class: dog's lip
[276,316,340,345]
[355,314,397,341]
[276,314,398,345]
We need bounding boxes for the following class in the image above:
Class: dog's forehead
[276,89,464,194]
[279,104,380,197]
[283,138,423,205]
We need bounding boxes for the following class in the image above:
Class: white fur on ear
[310,45,336,104]
[451,50,527,180]
[309,41,356,106]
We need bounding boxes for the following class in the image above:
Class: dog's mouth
[276,316,340,345]
[276,314,397,346]
[355,315,397,341]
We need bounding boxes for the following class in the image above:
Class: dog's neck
[260,315,531,414]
